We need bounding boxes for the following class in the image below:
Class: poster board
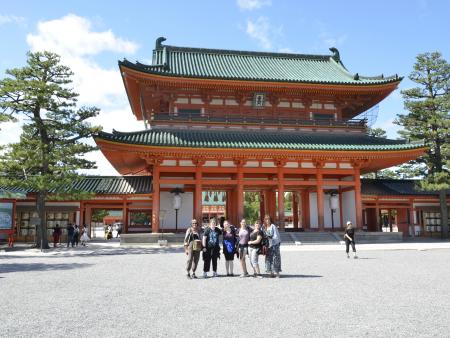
[0,200,15,230]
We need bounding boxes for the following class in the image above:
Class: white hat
[346,221,352,226]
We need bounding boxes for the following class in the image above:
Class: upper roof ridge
[161,44,331,61]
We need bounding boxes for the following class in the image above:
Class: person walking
[237,218,250,278]
[115,223,122,238]
[184,219,202,279]
[248,220,264,278]
[72,225,80,247]
[52,224,62,248]
[202,218,222,278]
[80,225,90,246]
[222,220,238,276]
[66,223,75,248]
[263,215,282,278]
[344,221,358,259]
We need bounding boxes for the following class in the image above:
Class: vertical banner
[0,201,14,230]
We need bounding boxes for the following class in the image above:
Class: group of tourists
[52,223,89,248]
[184,215,282,279]
[184,216,358,278]
[104,223,122,240]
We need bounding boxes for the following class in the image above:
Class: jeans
[345,238,356,253]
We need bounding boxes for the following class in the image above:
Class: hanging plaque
[252,93,266,108]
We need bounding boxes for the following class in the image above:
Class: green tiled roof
[119,38,401,85]
[361,179,450,196]
[0,176,152,196]
[96,128,423,151]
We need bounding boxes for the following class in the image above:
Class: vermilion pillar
[293,192,299,228]
[316,164,324,231]
[151,165,160,233]
[265,189,276,220]
[301,189,310,230]
[236,166,244,222]
[195,164,203,223]
[122,200,128,233]
[354,165,363,230]
[259,191,265,221]
[277,163,285,228]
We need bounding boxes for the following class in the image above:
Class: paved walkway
[1,242,450,337]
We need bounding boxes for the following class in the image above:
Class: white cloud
[246,16,281,49]
[237,0,271,10]
[319,31,347,48]
[26,14,139,107]
[1,14,145,175]
[0,119,22,147]
[0,14,25,25]
[26,14,137,57]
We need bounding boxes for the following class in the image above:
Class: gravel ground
[1,245,449,338]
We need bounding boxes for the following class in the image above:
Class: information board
[0,202,14,230]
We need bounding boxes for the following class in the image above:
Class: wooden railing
[152,113,366,128]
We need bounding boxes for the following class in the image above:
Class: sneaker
[353,254,358,259]
[256,274,263,279]
[213,272,218,277]
[186,273,191,279]
[192,273,197,279]
[239,273,247,278]
[203,272,208,278]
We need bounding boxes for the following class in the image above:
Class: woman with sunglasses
[184,219,202,279]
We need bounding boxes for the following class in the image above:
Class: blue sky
[1,0,449,174]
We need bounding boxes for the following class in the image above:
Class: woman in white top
[80,225,89,246]
[263,215,282,278]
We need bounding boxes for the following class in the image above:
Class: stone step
[120,231,404,245]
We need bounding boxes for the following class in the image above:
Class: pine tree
[0,51,101,249]
[396,51,450,238]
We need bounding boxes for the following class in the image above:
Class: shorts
[238,244,248,258]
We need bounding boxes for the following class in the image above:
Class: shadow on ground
[278,274,323,278]
[0,246,184,260]
[0,262,92,274]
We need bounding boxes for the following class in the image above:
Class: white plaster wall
[342,190,356,226]
[309,192,318,228]
[159,191,194,230]
[323,194,341,228]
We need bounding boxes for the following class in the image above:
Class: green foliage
[91,209,110,223]
[367,127,387,138]
[395,51,449,237]
[0,51,102,193]
[362,169,400,179]
[0,51,102,247]
[244,192,260,224]
[395,51,449,190]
